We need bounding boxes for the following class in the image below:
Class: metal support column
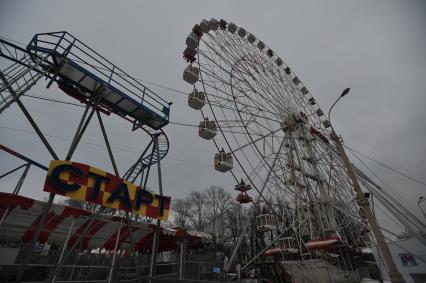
[12,163,31,194]
[45,207,102,282]
[52,217,75,283]
[15,99,59,160]
[0,163,31,227]
[97,110,141,282]
[65,104,90,159]
[44,100,104,282]
[179,231,186,280]
[149,135,164,280]
[330,129,404,283]
[0,164,27,179]
[65,97,101,160]
[108,220,123,283]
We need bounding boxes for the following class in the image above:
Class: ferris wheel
[182,19,370,267]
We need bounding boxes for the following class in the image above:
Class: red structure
[0,192,205,252]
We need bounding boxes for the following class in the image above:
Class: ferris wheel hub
[280,111,308,132]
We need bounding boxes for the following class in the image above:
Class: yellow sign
[43,160,170,221]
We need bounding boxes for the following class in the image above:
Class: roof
[0,193,202,252]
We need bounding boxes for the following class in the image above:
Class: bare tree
[63,199,116,215]
[63,199,97,212]
[170,186,256,260]
[203,186,232,244]
[188,191,206,230]
[173,198,192,229]
[204,186,232,220]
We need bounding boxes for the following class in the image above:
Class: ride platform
[26,32,170,130]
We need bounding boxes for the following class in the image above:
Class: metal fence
[0,242,226,282]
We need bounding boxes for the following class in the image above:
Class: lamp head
[341,88,350,97]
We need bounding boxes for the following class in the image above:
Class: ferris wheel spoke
[198,67,281,123]
[216,118,256,129]
[230,128,281,154]
[230,61,292,117]
[217,97,273,181]
[198,41,253,87]
[197,56,261,106]
[239,124,296,202]
[232,52,292,110]
[237,39,304,111]
[198,50,285,118]
[204,33,293,116]
[219,31,297,114]
[207,94,280,123]
[231,73,289,120]
[198,77,279,122]
[200,66,276,193]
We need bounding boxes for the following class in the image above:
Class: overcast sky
[0,0,425,233]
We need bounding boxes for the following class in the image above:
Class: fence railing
[26,31,170,122]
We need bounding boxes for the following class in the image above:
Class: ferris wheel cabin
[214,149,233,172]
[234,179,253,204]
[26,32,170,130]
[227,22,238,33]
[199,118,217,140]
[188,89,206,110]
[186,32,200,49]
[183,65,199,85]
[256,214,275,232]
[305,229,346,251]
[263,237,299,257]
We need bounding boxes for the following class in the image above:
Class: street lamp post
[418,196,426,220]
[328,88,404,283]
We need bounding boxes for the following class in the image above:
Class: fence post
[179,231,186,280]
[53,217,75,282]
[108,219,123,283]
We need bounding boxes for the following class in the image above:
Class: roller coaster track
[0,35,169,176]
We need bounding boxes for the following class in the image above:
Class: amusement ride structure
[0,32,172,281]
[181,18,425,282]
[0,20,425,283]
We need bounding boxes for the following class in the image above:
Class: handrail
[27,31,168,101]
[26,31,170,122]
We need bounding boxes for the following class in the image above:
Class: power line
[20,94,264,136]
[0,35,27,47]
[23,94,85,108]
[21,93,200,127]
[19,94,426,186]
[346,146,417,211]
[0,124,212,167]
[21,93,196,126]
[344,144,426,188]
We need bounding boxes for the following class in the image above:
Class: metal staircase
[124,123,169,183]
[0,39,51,113]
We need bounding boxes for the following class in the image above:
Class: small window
[284,67,291,75]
